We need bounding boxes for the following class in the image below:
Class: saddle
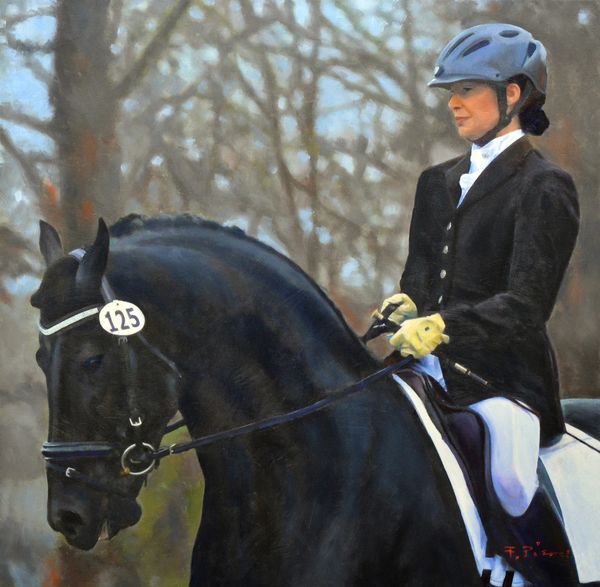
[394,368,580,587]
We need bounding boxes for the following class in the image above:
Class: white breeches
[469,397,541,517]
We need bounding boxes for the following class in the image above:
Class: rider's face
[447,81,502,142]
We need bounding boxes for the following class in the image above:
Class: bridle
[40,248,414,497]
[41,248,185,495]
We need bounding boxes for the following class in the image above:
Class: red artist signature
[504,541,571,560]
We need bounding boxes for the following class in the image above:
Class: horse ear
[39,220,64,267]
[76,218,110,292]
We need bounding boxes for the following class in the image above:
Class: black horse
[32,215,599,586]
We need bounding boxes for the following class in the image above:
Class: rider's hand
[389,313,449,358]
[371,293,418,327]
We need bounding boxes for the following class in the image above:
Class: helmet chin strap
[473,82,532,147]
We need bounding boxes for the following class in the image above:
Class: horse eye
[81,354,104,373]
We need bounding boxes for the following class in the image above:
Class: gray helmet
[429,23,547,94]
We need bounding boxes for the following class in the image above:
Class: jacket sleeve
[440,167,579,350]
[400,170,433,315]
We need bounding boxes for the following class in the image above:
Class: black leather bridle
[41,248,185,495]
[40,248,414,497]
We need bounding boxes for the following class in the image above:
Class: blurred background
[1,0,598,585]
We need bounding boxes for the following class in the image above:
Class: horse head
[31,220,179,550]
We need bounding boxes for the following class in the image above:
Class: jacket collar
[444,136,534,211]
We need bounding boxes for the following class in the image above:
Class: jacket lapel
[444,153,470,207]
[453,137,534,214]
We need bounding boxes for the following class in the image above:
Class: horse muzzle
[48,480,142,550]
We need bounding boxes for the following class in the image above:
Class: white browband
[38,306,101,336]
[38,248,107,337]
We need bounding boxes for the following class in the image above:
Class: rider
[374,23,579,520]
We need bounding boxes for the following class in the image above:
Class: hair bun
[520,106,549,135]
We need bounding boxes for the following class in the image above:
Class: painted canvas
[1,0,598,585]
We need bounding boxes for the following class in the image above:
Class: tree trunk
[51,0,122,248]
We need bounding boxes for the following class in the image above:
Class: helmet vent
[462,40,490,57]
[527,42,537,57]
[500,29,519,38]
[442,32,475,59]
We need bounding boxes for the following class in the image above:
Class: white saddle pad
[394,375,600,586]
[540,424,600,584]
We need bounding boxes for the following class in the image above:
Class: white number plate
[99,300,145,336]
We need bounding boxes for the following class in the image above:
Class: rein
[151,356,414,461]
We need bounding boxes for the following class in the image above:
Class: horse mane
[109,213,366,349]
[109,213,245,239]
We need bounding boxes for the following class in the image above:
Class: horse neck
[105,241,448,542]
[173,263,381,463]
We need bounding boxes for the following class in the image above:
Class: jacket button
[442,245,449,254]
[440,269,447,278]
[438,295,443,304]
[446,222,452,231]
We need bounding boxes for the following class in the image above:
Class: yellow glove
[371,293,418,327]
[389,313,450,358]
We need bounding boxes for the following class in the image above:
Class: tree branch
[326,69,408,113]
[230,57,271,119]
[0,126,45,200]
[114,0,194,99]
[108,0,124,45]
[5,35,54,54]
[231,16,306,257]
[21,54,53,86]
[3,6,55,28]
[0,104,54,136]
[27,151,57,165]
[320,137,408,181]
[3,8,55,53]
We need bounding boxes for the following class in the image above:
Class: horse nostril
[58,509,84,537]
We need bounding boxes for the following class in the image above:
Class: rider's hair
[508,74,550,136]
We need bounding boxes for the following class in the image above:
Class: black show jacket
[400,137,579,445]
